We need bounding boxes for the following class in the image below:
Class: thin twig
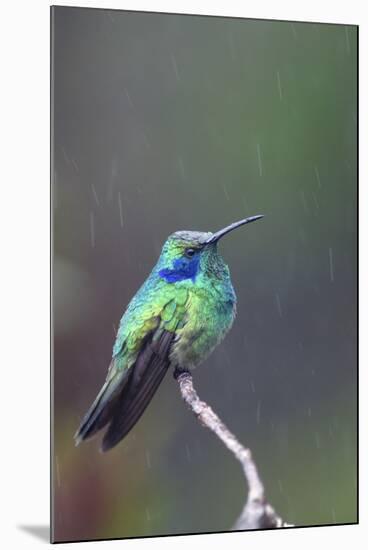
[174,368,292,530]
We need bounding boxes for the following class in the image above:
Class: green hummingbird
[75,216,263,452]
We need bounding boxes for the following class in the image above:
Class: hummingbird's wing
[100,327,176,452]
[74,356,133,447]
[74,286,188,451]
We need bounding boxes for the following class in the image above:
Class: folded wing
[74,328,177,451]
[101,329,175,451]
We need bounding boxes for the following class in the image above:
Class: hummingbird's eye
[184,248,196,258]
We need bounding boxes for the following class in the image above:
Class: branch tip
[175,370,291,531]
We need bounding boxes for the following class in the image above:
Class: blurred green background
[51,7,357,543]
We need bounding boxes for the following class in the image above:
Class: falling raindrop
[275,293,283,317]
[311,191,319,210]
[118,192,124,228]
[223,185,230,201]
[171,53,180,81]
[276,71,283,101]
[107,158,118,202]
[61,145,71,166]
[124,88,134,109]
[145,508,151,521]
[314,165,321,188]
[145,450,151,469]
[71,158,79,173]
[256,143,263,177]
[91,184,99,206]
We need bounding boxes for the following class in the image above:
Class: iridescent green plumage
[75,216,263,451]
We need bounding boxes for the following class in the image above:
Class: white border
[1,1,365,548]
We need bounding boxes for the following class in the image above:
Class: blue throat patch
[159,255,200,283]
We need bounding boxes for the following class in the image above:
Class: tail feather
[101,351,170,451]
[74,364,127,446]
[75,329,175,451]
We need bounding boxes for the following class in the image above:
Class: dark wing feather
[100,329,175,452]
[74,363,128,445]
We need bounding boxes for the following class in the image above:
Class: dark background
[52,7,357,542]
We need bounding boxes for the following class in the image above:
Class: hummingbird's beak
[205,215,264,245]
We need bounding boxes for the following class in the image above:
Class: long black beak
[205,215,264,244]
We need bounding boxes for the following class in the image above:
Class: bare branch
[174,368,292,530]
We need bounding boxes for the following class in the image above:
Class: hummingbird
[74,216,263,452]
